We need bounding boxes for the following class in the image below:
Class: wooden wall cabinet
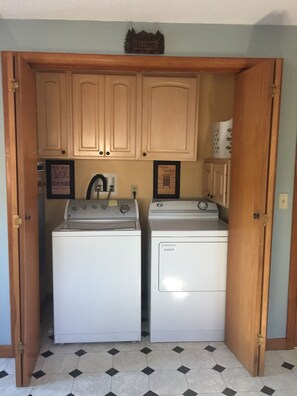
[72,74,137,159]
[36,72,69,158]
[36,73,199,161]
[141,76,199,160]
[203,158,231,207]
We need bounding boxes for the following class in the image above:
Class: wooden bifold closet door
[225,59,280,376]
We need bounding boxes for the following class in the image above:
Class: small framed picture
[153,161,180,199]
[46,160,75,199]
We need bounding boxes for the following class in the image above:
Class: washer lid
[53,220,141,236]
[59,220,137,231]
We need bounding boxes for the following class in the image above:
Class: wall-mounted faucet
[86,174,107,200]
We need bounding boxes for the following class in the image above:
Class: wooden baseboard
[266,338,287,350]
[0,345,14,358]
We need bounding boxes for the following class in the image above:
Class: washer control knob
[197,201,208,211]
[157,203,163,207]
[120,204,130,214]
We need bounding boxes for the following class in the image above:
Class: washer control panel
[65,199,139,221]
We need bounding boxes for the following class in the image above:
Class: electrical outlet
[131,185,138,198]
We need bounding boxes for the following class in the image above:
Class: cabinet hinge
[17,341,24,354]
[257,333,265,346]
[262,214,270,227]
[10,78,19,93]
[13,214,23,228]
[272,83,278,98]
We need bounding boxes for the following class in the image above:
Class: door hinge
[10,78,19,93]
[272,83,278,98]
[263,214,270,227]
[17,341,24,354]
[257,333,265,346]
[13,214,23,228]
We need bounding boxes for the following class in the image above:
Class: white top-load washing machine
[148,199,228,342]
[52,198,141,343]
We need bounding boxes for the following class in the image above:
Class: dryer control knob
[198,201,208,210]
[120,204,130,214]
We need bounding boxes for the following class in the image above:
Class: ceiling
[1,0,297,25]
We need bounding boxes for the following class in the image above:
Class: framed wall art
[153,161,180,199]
[46,160,75,199]
[124,28,165,54]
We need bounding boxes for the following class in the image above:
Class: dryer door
[158,240,227,292]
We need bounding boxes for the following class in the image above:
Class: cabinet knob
[143,152,147,157]
[253,213,260,219]
[99,151,104,156]
[61,150,66,155]
[106,151,110,156]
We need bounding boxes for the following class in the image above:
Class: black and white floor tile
[1,311,297,395]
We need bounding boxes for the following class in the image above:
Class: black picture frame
[46,160,75,199]
[153,161,180,199]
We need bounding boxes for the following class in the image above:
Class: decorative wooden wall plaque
[124,29,165,54]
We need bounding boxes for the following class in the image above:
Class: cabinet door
[202,161,213,198]
[212,162,228,206]
[142,76,198,160]
[105,75,137,158]
[72,74,105,157]
[36,72,68,158]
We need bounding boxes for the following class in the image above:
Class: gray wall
[1,20,296,344]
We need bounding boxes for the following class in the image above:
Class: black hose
[86,174,107,199]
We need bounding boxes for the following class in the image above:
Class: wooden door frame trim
[258,59,283,374]
[1,52,22,383]
[286,146,297,349]
[1,51,283,381]
[2,51,277,73]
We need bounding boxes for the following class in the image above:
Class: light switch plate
[279,193,288,209]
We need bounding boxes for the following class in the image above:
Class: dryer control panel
[149,199,218,219]
[65,199,139,221]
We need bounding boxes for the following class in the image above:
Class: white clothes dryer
[52,199,141,343]
[148,199,228,342]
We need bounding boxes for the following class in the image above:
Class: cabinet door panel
[105,75,137,158]
[202,161,213,198]
[212,162,228,206]
[72,74,105,157]
[36,72,68,158]
[142,76,198,160]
